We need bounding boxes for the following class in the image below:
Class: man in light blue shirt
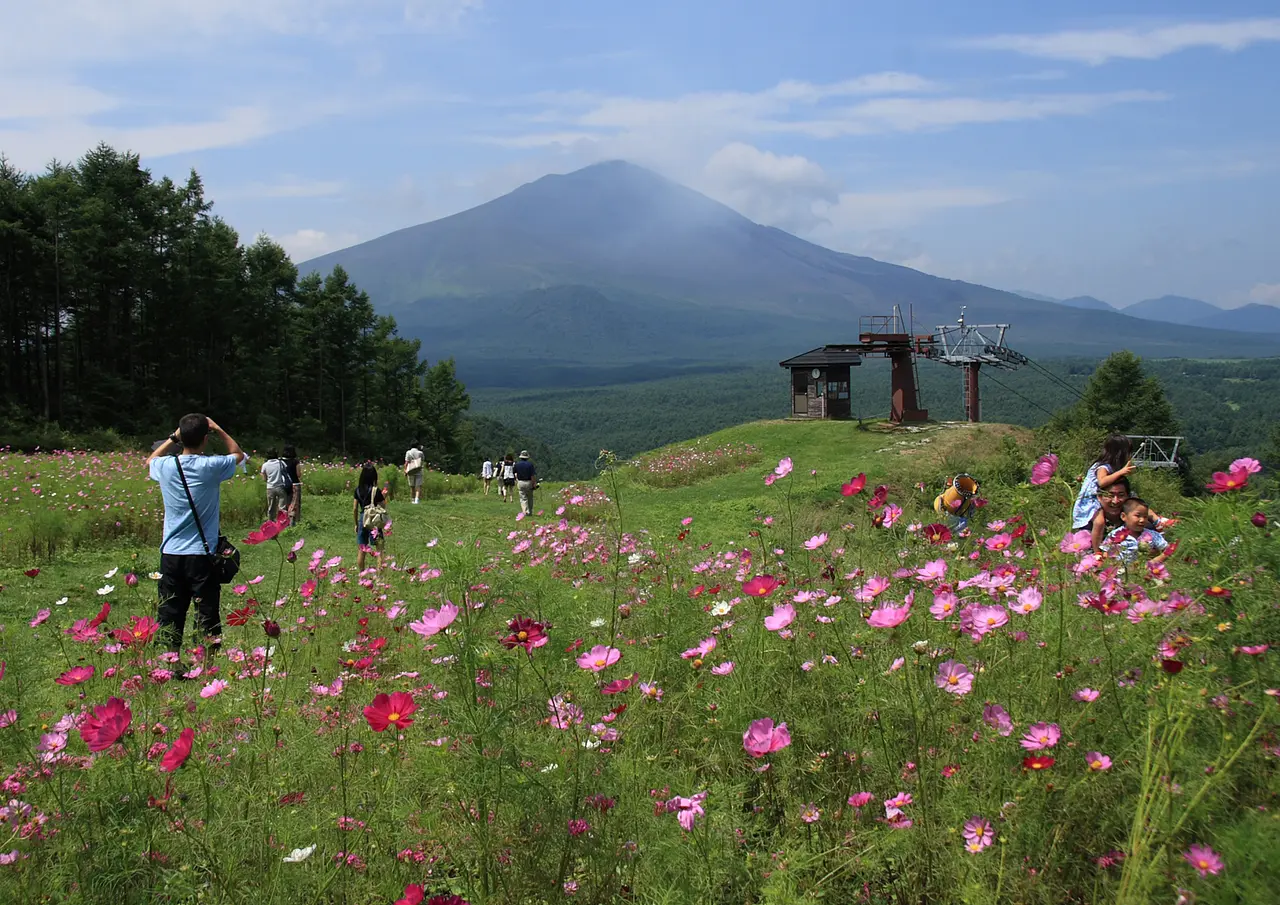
[146,414,246,653]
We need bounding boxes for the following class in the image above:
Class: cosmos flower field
[0,429,1276,905]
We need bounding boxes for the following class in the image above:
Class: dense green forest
[0,145,478,468]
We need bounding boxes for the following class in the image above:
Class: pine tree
[1075,351,1179,436]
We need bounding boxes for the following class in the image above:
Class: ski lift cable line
[982,371,1060,420]
[1023,358,1086,401]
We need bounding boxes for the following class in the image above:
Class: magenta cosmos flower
[1030,454,1059,486]
[935,660,973,696]
[962,816,993,853]
[867,602,911,628]
[577,645,622,672]
[764,603,795,632]
[742,717,791,758]
[667,791,707,831]
[1085,751,1112,771]
[79,697,132,752]
[1183,844,1223,877]
[742,574,780,597]
[1019,722,1061,750]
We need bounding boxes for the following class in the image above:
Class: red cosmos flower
[363,691,417,732]
[79,697,132,752]
[601,673,639,695]
[742,574,781,597]
[126,615,159,645]
[841,473,867,496]
[55,665,95,686]
[23,568,40,578]
[395,885,424,905]
[502,616,548,652]
[226,605,258,627]
[1205,468,1249,493]
[922,524,952,544]
[689,584,706,598]
[1160,659,1184,675]
[262,620,281,639]
[159,727,195,773]
[1022,755,1055,771]
[245,518,284,546]
[89,601,111,628]
[868,485,889,510]
[1205,585,1232,599]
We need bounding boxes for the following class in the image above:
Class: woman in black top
[353,464,386,572]
[283,444,302,522]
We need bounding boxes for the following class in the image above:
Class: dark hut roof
[778,345,863,368]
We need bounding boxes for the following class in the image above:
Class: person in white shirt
[404,441,425,504]
[259,449,289,520]
[481,457,494,496]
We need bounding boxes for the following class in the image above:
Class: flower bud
[263,620,281,639]
[1252,512,1268,528]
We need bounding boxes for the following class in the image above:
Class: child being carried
[1101,497,1170,565]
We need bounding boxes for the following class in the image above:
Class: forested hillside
[473,356,1280,477]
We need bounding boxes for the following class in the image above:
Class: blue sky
[4,1,1279,308]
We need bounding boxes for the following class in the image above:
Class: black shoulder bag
[172,455,241,584]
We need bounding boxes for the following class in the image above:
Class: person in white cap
[513,450,538,515]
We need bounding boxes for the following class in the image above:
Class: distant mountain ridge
[300,161,1280,379]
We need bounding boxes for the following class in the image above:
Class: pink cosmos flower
[1183,844,1223,877]
[884,792,913,819]
[55,665,95,686]
[0,710,15,728]
[935,660,973,696]
[30,609,50,627]
[682,637,717,659]
[408,602,459,638]
[962,816,994,853]
[1030,454,1059,486]
[915,559,947,583]
[1059,530,1093,554]
[667,791,707,831]
[984,533,1013,552]
[804,533,828,550]
[1230,457,1261,475]
[1073,688,1100,702]
[969,605,1009,638]
[982,703,1013,736]
[847,792,875,809]
[867,602,911,629]
[547,695,584,729]
[1020,722,1061,750]
[200,679,228,699]
[1086,751,1112,771]
[79,697,132,752]
[742,718,791,758]
[799,803,821,823]
[1238,644,1269,656]
[1206,469,1249,493]
[711,661,735,676]
[881,503,903,528]
[577,645,622,672]
[764,603,796,632]
[856,576,891,602]
[930,590,959,619]
[774,457,793,478]
[1013,586,1042,614]
[601,673,639,695]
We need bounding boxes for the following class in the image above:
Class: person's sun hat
[519,450,530,459]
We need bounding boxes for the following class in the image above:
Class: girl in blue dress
[1071,435,1135,532]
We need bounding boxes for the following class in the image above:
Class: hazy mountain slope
[1122,295,1223,326]
[301,161,1280,362]
[1058,296,1117,312]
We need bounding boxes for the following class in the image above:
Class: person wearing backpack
[404,440,425,505]
[260,449,290,521]
[353,464,387,572]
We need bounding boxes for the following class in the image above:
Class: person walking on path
[500,454,516,502]
[354,464,387,572]
[514,450,538,516]
[260,449,289,521]
[481,456,494,495]
[404,441,425,505]
[283,444,302,522]
[145,414,246,654]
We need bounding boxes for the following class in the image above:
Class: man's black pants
[158,553,223,651]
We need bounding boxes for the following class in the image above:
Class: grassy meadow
[0,421,1276,905]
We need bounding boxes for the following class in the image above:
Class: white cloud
[818,187,1011,231]
[966,18,1280,65]
[271,228,361,260]
[700,143,840,232]
[1248,283,1280,305]
[260,179,347,199]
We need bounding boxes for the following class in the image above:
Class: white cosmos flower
[96,585,114,596]
[149,572,162,580]
[282,845,315,863]
[710,602,732,616]
[589,618,606,628]
[104,567,118,579]
[54,597,68,607]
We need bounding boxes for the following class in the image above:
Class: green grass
[0,420,1275,905]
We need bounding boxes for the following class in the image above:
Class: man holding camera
[146,414,246,654]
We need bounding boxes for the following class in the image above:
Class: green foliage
[1055,351,1180,436]
[0,146,476,467]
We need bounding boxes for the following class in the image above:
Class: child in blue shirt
[1102,497,1169,565]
